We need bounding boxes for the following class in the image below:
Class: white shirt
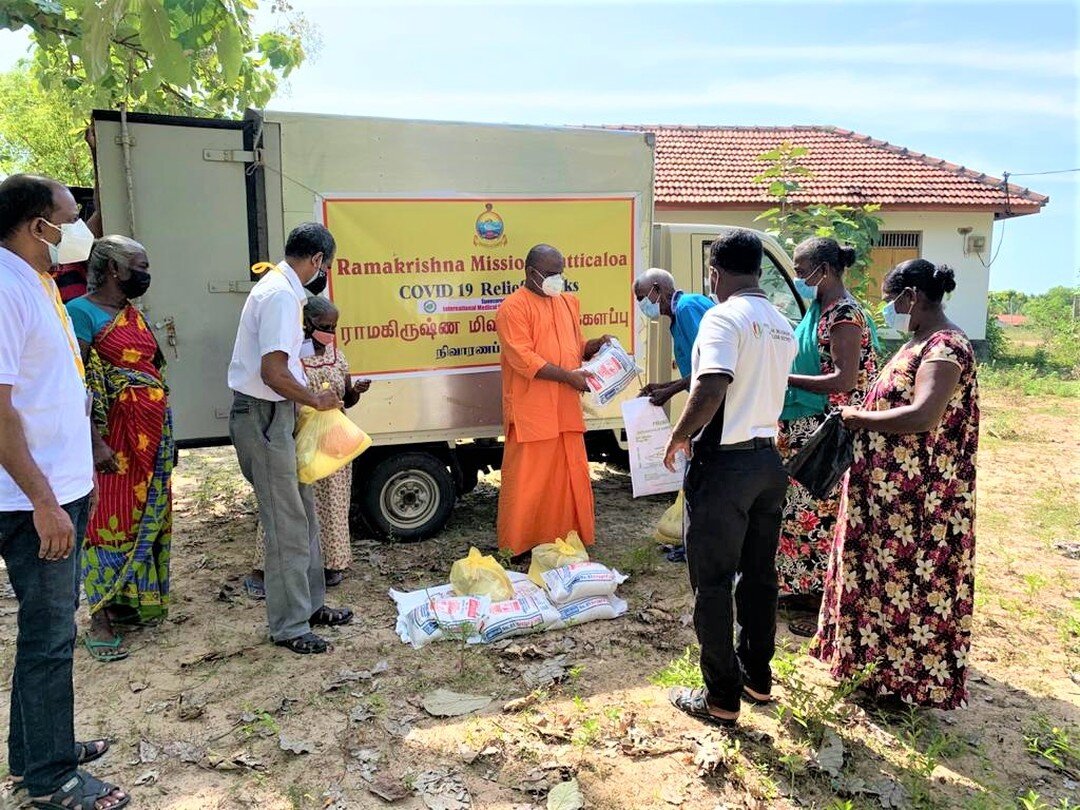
[227,261,307,401]
[0,247,93,510]
[690,291,797,445]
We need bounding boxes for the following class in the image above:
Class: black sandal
[787,617,819,638]
[12,740,111,793]
[275,631,330,655]
[30,769,129,809]
[741,685,775,706]
[310,605,354,627]
[324,569,346,588]
[668,686,738,728]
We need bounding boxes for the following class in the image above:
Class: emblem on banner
[473,203,507,247]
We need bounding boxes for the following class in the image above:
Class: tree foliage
[0,63,95,184]
[752,142,883,305]
[0,0,311,116]
[987,290,1029,316]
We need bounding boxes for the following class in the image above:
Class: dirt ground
[1,388,1078,810]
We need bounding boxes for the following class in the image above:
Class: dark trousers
[684,445,787,713]
[0,494,90,795]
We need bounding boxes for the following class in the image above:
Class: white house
[618,125,1049,340]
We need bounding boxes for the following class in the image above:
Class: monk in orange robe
[495,244,611,556]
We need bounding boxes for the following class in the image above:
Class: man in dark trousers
[663,229,797,726]
[0,174,127,808]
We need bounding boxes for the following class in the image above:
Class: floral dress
[776,298,878,595]
[810,329,979,709]
[254,346,354,572]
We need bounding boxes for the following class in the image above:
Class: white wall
[655,207,996,339]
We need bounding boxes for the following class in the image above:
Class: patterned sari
[82,305,173,621]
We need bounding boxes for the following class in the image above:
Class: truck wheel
[361,452,456,541]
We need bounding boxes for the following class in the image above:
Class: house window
[868,232,921,303]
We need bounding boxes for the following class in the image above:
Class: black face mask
[119,269,152,299]
[304,269,327,295]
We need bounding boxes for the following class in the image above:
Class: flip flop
[668,686,738,728]
[82,635,128,663]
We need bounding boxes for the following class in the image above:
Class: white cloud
[273,70,1077,121]
[644,43,1080,78]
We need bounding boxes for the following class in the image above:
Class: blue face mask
[882,293,913,332]
[637,295,661,320]
[793,277,817,301]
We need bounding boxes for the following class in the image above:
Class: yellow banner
[322,196,637,377]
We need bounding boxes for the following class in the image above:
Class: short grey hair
[87,235,146,292]
[303,295,337,321]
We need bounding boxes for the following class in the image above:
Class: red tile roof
[996,314,1030,327]
[606,126,1048,217]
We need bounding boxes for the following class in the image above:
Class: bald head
[524,243,565,296]
[634,267,678,319]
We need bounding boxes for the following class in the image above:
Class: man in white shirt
[228,222,352,655]
[663,229,797,727]
[0,175,128,808]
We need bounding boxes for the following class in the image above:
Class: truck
[88,108,803,541]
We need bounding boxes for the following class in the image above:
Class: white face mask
[883,291,914,333]
[40,218,95,265]
[540,272,566,297]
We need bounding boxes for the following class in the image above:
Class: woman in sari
[811,260,978,709]
[67,235,172,662]
[245,296,370,597]
[777,238,878,636]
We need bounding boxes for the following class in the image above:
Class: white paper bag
[621,397,685,497]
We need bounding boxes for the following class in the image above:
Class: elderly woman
[811,259,978,709]
[66,236,172,662]
[777,238,878,634]
[245,296,370,597]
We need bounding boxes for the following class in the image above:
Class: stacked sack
[390,541,628,649]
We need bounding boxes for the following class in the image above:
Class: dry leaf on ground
[423,689,492,717]
[547,778,584,810]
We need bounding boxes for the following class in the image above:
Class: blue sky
[1,0,1076,292]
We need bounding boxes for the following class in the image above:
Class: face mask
[708,293,719,304]
[793,265,824,301]
[40,218,95,265]
[305,269,328,295]
[119,268,151,299]
[637,294,661,320]
[540,273,565,297]
[883,292,913,332]
[312,329,335,346]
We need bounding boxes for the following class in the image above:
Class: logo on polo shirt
[752,322,762,339]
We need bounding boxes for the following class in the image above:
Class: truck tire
[360,452,456,541]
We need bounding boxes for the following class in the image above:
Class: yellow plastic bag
[528,531,589,586]
[654,490,684,543]
[450,547,514,602]
[295,406,372,484]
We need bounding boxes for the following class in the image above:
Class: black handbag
[784,411,855,499]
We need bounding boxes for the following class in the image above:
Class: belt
[710,437,775,452]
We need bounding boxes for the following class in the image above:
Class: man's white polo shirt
[690,291,797,445]
[0,247,93,511]
[227,261,307,401]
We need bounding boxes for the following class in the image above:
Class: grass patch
[649,645,703,689]
[1025,486,1080,549]
[1024,714,1080,779]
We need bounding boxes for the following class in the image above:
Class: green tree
[0,0,310,115]
[753,142,883,305]
[0,63,95,184]
[988,290,1029,316]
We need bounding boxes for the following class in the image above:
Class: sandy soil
[0,389,1077,809]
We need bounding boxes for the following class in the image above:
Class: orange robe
[495,287,595,555]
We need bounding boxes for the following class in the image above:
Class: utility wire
[1005,167,1080,177]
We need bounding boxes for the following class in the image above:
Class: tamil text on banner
[322,195,638,378]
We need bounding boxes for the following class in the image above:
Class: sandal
[324,569,346,588]
[243,575,266,600]
[787,617,819,638]
[668,686,738,728]
[310,605,353,627]
[275,631,329,655]
[30,769,129,809]
[82,635,128,663]
[741,685,775,706]
[10,740,111,792]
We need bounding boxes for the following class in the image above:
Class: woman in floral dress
[246,297,370,595]
[777,239,878,633]
[811,259,978,709]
